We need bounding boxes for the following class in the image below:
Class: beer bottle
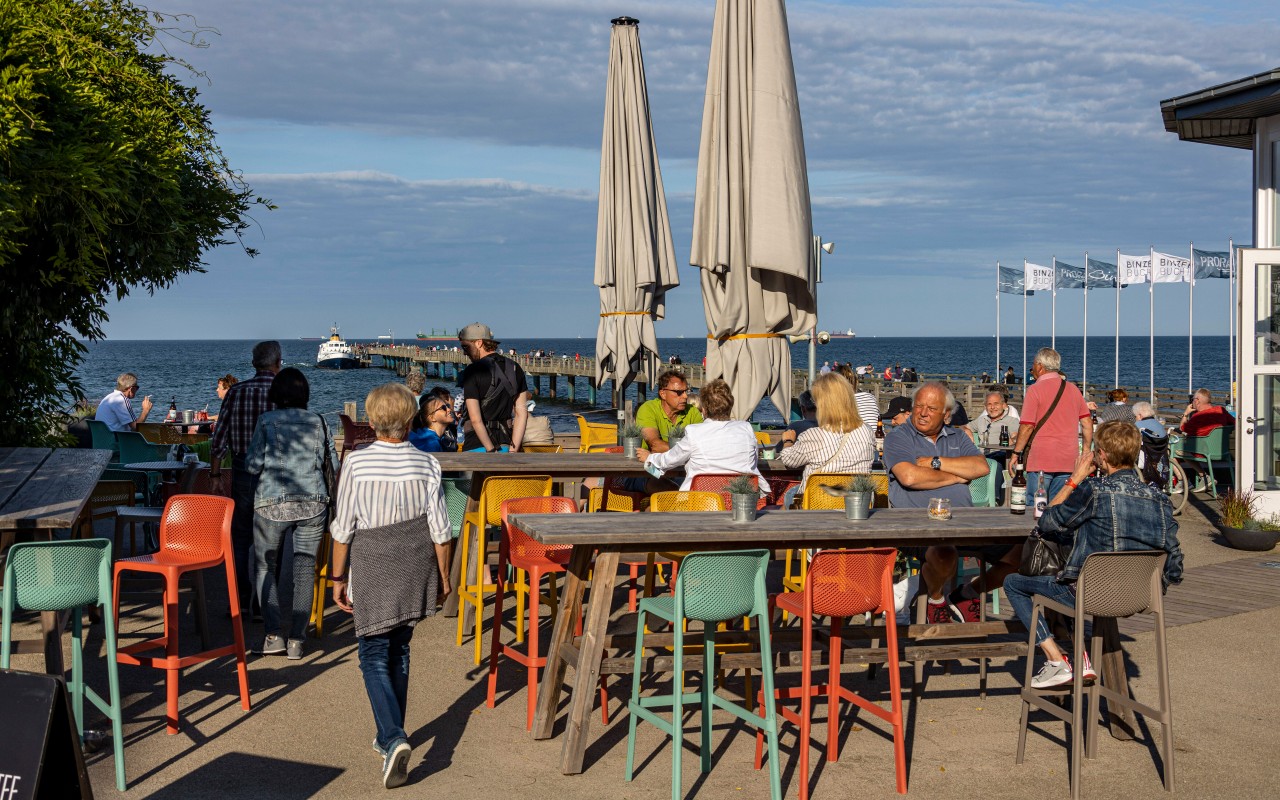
[874,418,885,454]
[1010,466,1027,515]
[998,425,1009,448]
[166,396,178,423]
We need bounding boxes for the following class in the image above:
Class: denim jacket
[1038,468,1183,590]
[245,408,340,510]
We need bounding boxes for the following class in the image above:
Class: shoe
[1031,659,1073,689]
[257,634,285,655]
[947,589,982,623]
[372,738,386,759]
[382,739,411,789]
[925,599,952,625]
[1080,651,1097,685]
[286,639,304,660]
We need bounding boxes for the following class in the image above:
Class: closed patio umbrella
[594,16,679,407]
[691,0,815,420]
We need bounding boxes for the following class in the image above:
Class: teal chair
[442,476,472,540]
[967,457,1000,508]
[86,418,120,462]
[115,430,169,464]
[1174,426,1234,498]
[625,549,781,800]
[2,539,126,791]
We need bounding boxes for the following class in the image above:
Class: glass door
[1238,248,1280,514]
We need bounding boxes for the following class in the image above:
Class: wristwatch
[931,456,941,470]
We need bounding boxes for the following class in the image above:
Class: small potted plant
[1217,488,1278,551]
[727,475,759,523]
[620,421,644,459]
[668,422,686,447]
[844,474,877,520]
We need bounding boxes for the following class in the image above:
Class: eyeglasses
[662,387,689,396]
[432,405,454,416]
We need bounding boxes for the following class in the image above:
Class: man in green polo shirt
[637,369,704,452]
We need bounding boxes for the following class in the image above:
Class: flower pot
[731,493,757,523]
[1218,524,1279,551]
[845,492,872,521]
[622,436,641,460]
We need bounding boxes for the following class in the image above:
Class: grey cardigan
[350,514,439,638]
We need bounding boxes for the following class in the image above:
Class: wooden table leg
[532,544,593,741]
[558,548,618,774]
[1095,616,1135,740]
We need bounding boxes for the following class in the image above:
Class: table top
[431,450,800,476]
[125,460,209,472]
[0,448,112,530]
[510,507,1032,550]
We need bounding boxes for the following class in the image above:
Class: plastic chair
[755,431,773,446]
[102,467,152,505]
[442,476,472,539]
[113,494,251,735]
[73,480,136,543]
[115,430,169,463]
[783,473,889,594]
[338,413,377,460]
[587,446,647,513]
[690,473,765,511]
[485,496,578,728]
[625,549,782,800]
[755,548,906,797]
[455,475,553,664]
[1017,551,1174,800]
[1173,425,1234,497]
[576,414,617,452]
[967,457,999,507]
[642,491,725,600]
[2,539,127,791]
[522,443,563,453]
[86,418,121,462]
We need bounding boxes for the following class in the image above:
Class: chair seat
[773,591,805,617]
[510,551,570,572]
[638,595,678,622]
[115,552,225,571]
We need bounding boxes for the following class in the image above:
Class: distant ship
[316,324,360,369]
[829,329,856,339]
[417,328,456,341]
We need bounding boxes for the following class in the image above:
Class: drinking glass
[928,497,952,520]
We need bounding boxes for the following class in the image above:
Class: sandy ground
[5,494,1277,800]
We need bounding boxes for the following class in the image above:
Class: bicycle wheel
[1166,460,1189,515]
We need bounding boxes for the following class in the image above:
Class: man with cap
[457,323,530,452]
[881,396,913,429]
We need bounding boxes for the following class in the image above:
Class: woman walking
[330,383,452,789]
[244,367,338,660]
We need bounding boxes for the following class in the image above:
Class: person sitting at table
[778,372,875,507]
[329,382,452,788]
[1003,421,1183,688]
[1086,388,1136,424]
[1132,401,1166,438]
[636,369,704,454]
[881,395,913,429]
[244,367,339,661]
[834,364,880,423]
[967,389,1020,503]
[1179,387,1234,437]
[636,378,768,495]
[408,391,455,453]
[882,382,994,625]
[95,372,153,432]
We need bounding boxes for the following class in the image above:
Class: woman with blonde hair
[779,372,876,504]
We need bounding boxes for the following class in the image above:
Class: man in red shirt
[1010,348,1093,500]
[1179,388,1234,437]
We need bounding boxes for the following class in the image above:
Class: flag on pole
[1118,252,1151,286]
[1025,262,1055,291]
[1054,261,1085,289]
[1152,251,1191,283]
[1086,258,1117,289]
[999,265,1032,295]
[1192,249,1231,279]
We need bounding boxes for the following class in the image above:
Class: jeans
[1003,573,1076,645]
[253,510,327,640]
[231,457,259,606]
[359,624,414,751]
[1025,471,1071,507]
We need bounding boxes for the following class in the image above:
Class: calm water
[74,335,1230,431]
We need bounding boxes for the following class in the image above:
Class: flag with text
[1086,258,1117,289]
[1151,251,1191,283]
[1025,262,1055,292]
[1192,249,1231,280]
[1118,253,1150,286]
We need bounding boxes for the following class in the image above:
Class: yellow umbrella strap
[708,333,784,341]
[600,311,649,317]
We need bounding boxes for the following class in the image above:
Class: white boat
[316,324,360,369]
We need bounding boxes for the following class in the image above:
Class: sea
[74,335,1232,432]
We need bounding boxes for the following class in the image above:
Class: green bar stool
[625,548,781,800]
[1,539,126,791]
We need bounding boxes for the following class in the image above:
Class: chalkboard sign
[0,669,93,800]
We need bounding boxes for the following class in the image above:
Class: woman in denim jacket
[1004,421,1183,689]
[245,367,340,659]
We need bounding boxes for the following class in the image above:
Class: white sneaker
[1031,659,1073,689]
[1080,651,1097,684]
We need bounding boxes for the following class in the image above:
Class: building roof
[1160,67,1280,149]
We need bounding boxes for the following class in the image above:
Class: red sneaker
[925,599,952,625]
[1080,651,1097,685]
[947,591,982,623]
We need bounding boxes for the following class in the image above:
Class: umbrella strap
[600,312,649,317]
[708,333,784,341]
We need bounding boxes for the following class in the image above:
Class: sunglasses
[662,387,689,396]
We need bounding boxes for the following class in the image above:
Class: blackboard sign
[0,669,93,800]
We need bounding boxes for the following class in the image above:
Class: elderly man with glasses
[636,369,704,454]
[95,372,154,432]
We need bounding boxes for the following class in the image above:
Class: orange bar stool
[113,494,251,735]
[755,548,906,797]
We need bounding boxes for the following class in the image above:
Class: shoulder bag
[317,414,338,518]
[1019,527,1067,577]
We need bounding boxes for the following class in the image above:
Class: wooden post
[548,374,558,399]
[567,376,576,403]
[343,401,357,421]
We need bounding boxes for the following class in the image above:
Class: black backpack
[1138,429,1170,487]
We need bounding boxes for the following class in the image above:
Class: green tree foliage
[0,0,268,445]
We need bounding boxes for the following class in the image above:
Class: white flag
[1025,262,1055,292]
[1117,253,1150,286]
[1151,251,1191,283]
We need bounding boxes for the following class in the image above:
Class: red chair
[113,495,251,735]
[339,413,377,460]
[755,548,906,797]
[690,472,767,510]
[588,447,667,612]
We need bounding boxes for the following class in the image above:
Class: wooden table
[511,507,1132,773]
[0,447,112,676]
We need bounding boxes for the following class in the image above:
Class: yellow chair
[755,431,773,446]
[522,444,563,453]
[455,475,553,664]
[576,414,618,453]
[644,491,725,595]
[783,473,890,594]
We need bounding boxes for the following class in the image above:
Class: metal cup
[182,409,194,424]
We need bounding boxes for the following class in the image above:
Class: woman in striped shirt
[779,372,876,504]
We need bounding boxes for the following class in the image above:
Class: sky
[100,0,1277,340]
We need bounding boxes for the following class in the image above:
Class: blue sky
[102,0,1274,340]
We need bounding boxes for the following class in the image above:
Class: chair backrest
[115,430,168,464]
[675,549,770,623]
[158,495,235,562]
[479,475,553,527]
[967,458,999,508]
[1182,425,1232,461]
[441,476,472,538]
[754,431,772,446]
[102,468,150,501]
[806,548,896,618]
[161,466,229,499]
[1076,550,1166,619]
[3,539,111,612]
[500,496,577,559]
[138,422,182,444]
[339,414,378,456]
[86,419,120,456]
[522,444,563,453]
[576,415,617,452]
[804,472,889,510]
[650,491,726,512]
[690,473,758,509]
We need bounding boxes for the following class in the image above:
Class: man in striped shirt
[210,340,281,609]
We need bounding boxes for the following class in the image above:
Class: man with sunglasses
[636,370,703,454]
[95,372,154,432]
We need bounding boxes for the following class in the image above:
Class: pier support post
[548,375,558,400]
[567,377,576,403]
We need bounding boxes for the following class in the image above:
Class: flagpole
[1188,241,1194,398]
[1149,245,1155,406]
[995,260,1001,379]
[1115,248,1121,388]
[1022,258,1028,386]
[1083,251,1089,395]
[1051,256,1057,350]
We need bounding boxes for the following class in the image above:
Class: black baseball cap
[881,396,912,420]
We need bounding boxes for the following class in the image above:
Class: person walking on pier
[457,323,530,452]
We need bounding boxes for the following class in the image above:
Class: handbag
[318,414,339,515]
[1019,528,1067,577]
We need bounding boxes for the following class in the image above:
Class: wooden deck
[1118,553,1280,635]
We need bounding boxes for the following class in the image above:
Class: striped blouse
[778,424,876,493]
[331,441,451,546]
